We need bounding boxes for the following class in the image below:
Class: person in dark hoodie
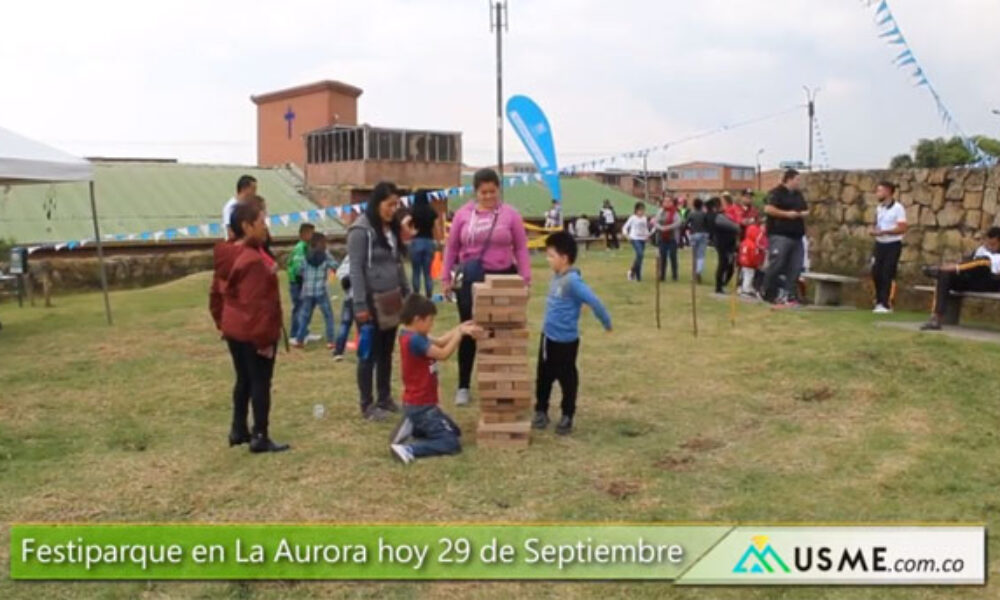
[531,232,612,435]
[348,181,411,421]
[212,198,289,453]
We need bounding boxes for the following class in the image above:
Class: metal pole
[690,244,698,338]
[803,86,818,171]
[89,180,113,325]
[491,1,507,199]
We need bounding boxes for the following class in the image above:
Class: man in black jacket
[761,169,808,305]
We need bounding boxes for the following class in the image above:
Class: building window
[700,168,720,179]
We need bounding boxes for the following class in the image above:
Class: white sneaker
[306,334,322,342]
[873,305,892,314]
[389,416,414,445]
[626,270,633,281]
[390,443,414,465]
[454,388,471,407]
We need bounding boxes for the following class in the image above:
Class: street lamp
[756,148,765,192]
[803,86,820,171]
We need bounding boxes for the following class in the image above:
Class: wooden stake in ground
[655,255,662,330]
[691,249,698,338]
[729,254,739,328]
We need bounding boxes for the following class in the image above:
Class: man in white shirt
[573,214,591,239]
[600,200,618,249]
[544,200,563,229]
[869,181,908,313]
[222,175,258,240]
[920,226,1000,330]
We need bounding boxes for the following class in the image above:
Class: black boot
[249,433,290,453]
[532,411,550,430]
[228,425,251,447]
[555,415,574,436]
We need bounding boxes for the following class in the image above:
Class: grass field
[1,247,999,599]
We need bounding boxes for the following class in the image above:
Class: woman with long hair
[212,198,289,453]
[408,189,441,297]
[441,168,531,407]
[347,181,410,421]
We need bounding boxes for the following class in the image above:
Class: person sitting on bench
[921,226,1000,330]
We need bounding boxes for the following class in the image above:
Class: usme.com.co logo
[733,536,791,574]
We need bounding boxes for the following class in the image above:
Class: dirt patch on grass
[600,479,641,500]
[679,436,725,453]
[654,453,695,472]
[795,385,834,403]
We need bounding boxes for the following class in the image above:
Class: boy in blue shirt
[532,231,612,435]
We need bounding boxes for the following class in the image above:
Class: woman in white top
[869,181,908,313]
[621,202,651,281]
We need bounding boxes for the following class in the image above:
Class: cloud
[0,0,996,170]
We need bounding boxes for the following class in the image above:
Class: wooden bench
[913,285,1000,326]
[801,272,861,307]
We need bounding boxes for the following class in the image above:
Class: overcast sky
[2,0,998,172]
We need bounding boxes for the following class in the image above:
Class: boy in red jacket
[213,199,289,454]
[738,222,767,297]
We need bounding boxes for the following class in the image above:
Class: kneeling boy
[533,232,613,435]
[390,294,481,464]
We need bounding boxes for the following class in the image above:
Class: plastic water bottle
[432,293,444,303]
[312,404,326,419]
[358,323,375,361]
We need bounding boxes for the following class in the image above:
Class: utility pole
[490,1,508,198]
[756,148,765,192]
[803,86,819,171]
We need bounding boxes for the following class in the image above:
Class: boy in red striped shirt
[390,295,482,464]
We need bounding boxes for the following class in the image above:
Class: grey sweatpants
[761,235,804,302]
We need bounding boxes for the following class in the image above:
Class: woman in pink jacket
[442,168,531,407]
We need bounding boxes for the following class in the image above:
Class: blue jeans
[658,238,678,281]
[630,240,646,281]
[690,232,709,275]
[295,294,335,343]
[289,281,305,339]
[334,298,355,355]
[402,405,461,459]
[409,237,435,298]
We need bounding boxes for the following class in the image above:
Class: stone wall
[804,167,1000,316]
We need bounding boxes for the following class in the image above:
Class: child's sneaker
[454,389,471,407]
[326,342,336,350]
[291,339,305,349]
[531,411,550,430]
[306,334,322,343]
[390,443,414,465]
[332,353,344,362]
[389,416,414,445]
[555,415,573,436]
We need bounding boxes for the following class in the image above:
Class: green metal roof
[456,176,642,218]
[0,162,326,245]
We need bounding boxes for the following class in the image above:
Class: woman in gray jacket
[348,181,410,421]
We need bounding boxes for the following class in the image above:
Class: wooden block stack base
[474,275,532,449]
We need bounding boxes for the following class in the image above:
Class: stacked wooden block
[473,275,531,448]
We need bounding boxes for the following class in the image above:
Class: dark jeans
[535,335,580,418]
[933,265,1000,317]
[401,405,462,458]
[761,235,804,302]
[226,339,276,437]
[630,240,646,281]
[605,223,619,249]
[357,320,397,412]
[872,241,902,307]
[289,281,305,339]
[410,237,435,297]
[295,294,335,343]
[334,297,354,355]
[658,238,678,281]
[456,265,519,390]
[714,240,737,293]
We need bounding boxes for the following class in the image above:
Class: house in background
[665,161,757,198]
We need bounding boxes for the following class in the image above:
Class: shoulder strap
[476,209,501,262]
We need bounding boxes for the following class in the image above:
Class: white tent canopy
[0,126,94,184]
[0,126,112,324]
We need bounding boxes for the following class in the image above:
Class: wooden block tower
[473,275,532,448]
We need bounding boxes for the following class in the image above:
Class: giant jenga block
[474,275,532,449]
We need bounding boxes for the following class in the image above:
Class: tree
[889,135,1000,168]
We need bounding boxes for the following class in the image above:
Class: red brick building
[578,169,667,202]
[665,161,757,197]
[251,80,362,168]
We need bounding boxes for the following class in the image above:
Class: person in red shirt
[738,189,760,233]
[215,199,289,454]
[389,295,481,464]
[738,222,767,296]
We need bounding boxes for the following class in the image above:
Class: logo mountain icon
[733,535,791,574]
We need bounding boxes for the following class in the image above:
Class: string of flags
[860,0,995,167]
[812,112,832,171]
[24,173,544,255]
[556,103,806,175]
